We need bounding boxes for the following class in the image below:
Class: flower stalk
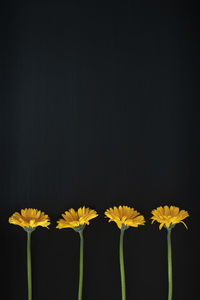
[27,231,32,300]
[119,228,126,300]
[167,229,172,300]
[78,230,84,300]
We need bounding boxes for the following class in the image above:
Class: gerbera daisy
[151,205,189,300]
[57,206,98,300]
[105,205,145,229]
[9,208,50,231]
[9,208,50,300]
[56,206,98,231]
[151,205,189,230]
[105,205,145,300]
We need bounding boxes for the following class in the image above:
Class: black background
[1,0,199,299]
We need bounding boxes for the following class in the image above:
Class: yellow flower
[56,206,98,229]
[151,205,189,230]
[105,205,145,229]
[9,208,50,230]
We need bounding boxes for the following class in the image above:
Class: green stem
[27,231,32,300]
[78,231,84,300]
[167,229,172,300]
[119,229,126,300]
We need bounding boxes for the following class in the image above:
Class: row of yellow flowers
[9,205,189,300]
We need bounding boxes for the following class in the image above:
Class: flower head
[9,208,50,231]
[56,206,98,230]
[151,205,189,230]
[105,205,145,229]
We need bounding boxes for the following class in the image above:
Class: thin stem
[78,231,84,300]
[119,229,126,300]
[27,231,32,300]
[167,229,172,300]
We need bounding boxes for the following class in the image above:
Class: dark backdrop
[1,1,199,299]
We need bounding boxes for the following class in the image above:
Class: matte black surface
[1,1,199,299]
